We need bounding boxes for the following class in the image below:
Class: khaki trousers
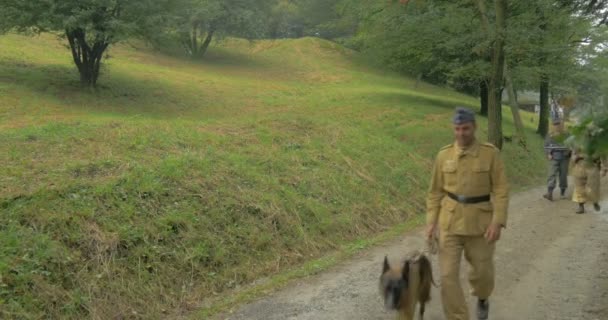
[573,166,601,204]
[439,232,495,320]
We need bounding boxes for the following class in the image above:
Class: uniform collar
[454,140,480,158]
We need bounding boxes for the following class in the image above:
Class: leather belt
[447,192,490,204]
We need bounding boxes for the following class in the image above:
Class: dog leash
[408,234,438,264]
[423,233,439,256]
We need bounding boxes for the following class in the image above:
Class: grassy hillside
[0,34,546,319]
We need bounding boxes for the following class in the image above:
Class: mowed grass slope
[0,34,545,319]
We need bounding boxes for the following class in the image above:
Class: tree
[535,5,552,137]
[504,61,526,147]
[486,0,508,149]
[0,0,170,87]
[351,0,525,121]
[560,0,608,25]
[477,0,510,149]
[268,0,305,38]
[566,112,608,161]
[343,0,600,145]
[169,0,272,58]
[475,0,492,118]
[298,0,357,39]
[351,1,490,92]
[265,0,357,40]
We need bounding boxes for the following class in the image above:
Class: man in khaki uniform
[426,107,509,320]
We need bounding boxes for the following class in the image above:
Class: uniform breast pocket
[442,161,457,188]
[472,163,491,191]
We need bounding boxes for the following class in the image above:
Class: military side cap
[452,107,476,124]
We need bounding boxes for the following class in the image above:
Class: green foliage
[566,111,608,159]
[558,28,608,109]
[352,1,487,87]
[266,0,356,40]
[347,0,603,101]
[0,0,168,43]
[0,33,548,318]
[158,0,273,57]
[268,0,305,38]
[0,0,171,85]
[506,0,595,95]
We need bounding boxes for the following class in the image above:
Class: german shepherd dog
[379,252,434,320]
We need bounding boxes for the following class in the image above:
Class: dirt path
[216,183,608,320]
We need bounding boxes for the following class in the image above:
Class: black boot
[543,188,554,201]
[560,188,566,199]
[477,299,489,320]
[576,203,585,214]
[594,202,601,212]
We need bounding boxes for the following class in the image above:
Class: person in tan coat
[426,107,509,320]
[571,149,607,213]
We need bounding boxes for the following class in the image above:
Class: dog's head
[379,256,410,310]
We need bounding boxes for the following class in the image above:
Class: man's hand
[426,223,437,240]
[484,223,503,243]
[547,153,553,160]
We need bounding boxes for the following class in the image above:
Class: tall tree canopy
[345,0,604,144]
[0,0,171,87]
[167,0,273,58]
[266,0,357,40]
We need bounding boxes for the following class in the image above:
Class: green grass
[196,213,426,318]
[0,33,546,319]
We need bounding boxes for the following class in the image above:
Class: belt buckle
[457,195,466,202]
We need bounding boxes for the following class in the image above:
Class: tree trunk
[198,29,215,57]
[474,0,492,119]
[66,28,108,87]
[480,80,489,116]
[488,0,507,150]
[185,23,215,58]
[536,5,550,137]
[504,62,527,147]
[537,75,550,137]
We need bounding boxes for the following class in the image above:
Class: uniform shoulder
[439,143,454,151]
[479,142,502,160]
[437,143,454,156]
[480,142,499,151]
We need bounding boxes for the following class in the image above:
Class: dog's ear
[402,260,410,279]
[383,256,390,273]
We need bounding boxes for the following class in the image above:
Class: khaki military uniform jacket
[426,141,509,236]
